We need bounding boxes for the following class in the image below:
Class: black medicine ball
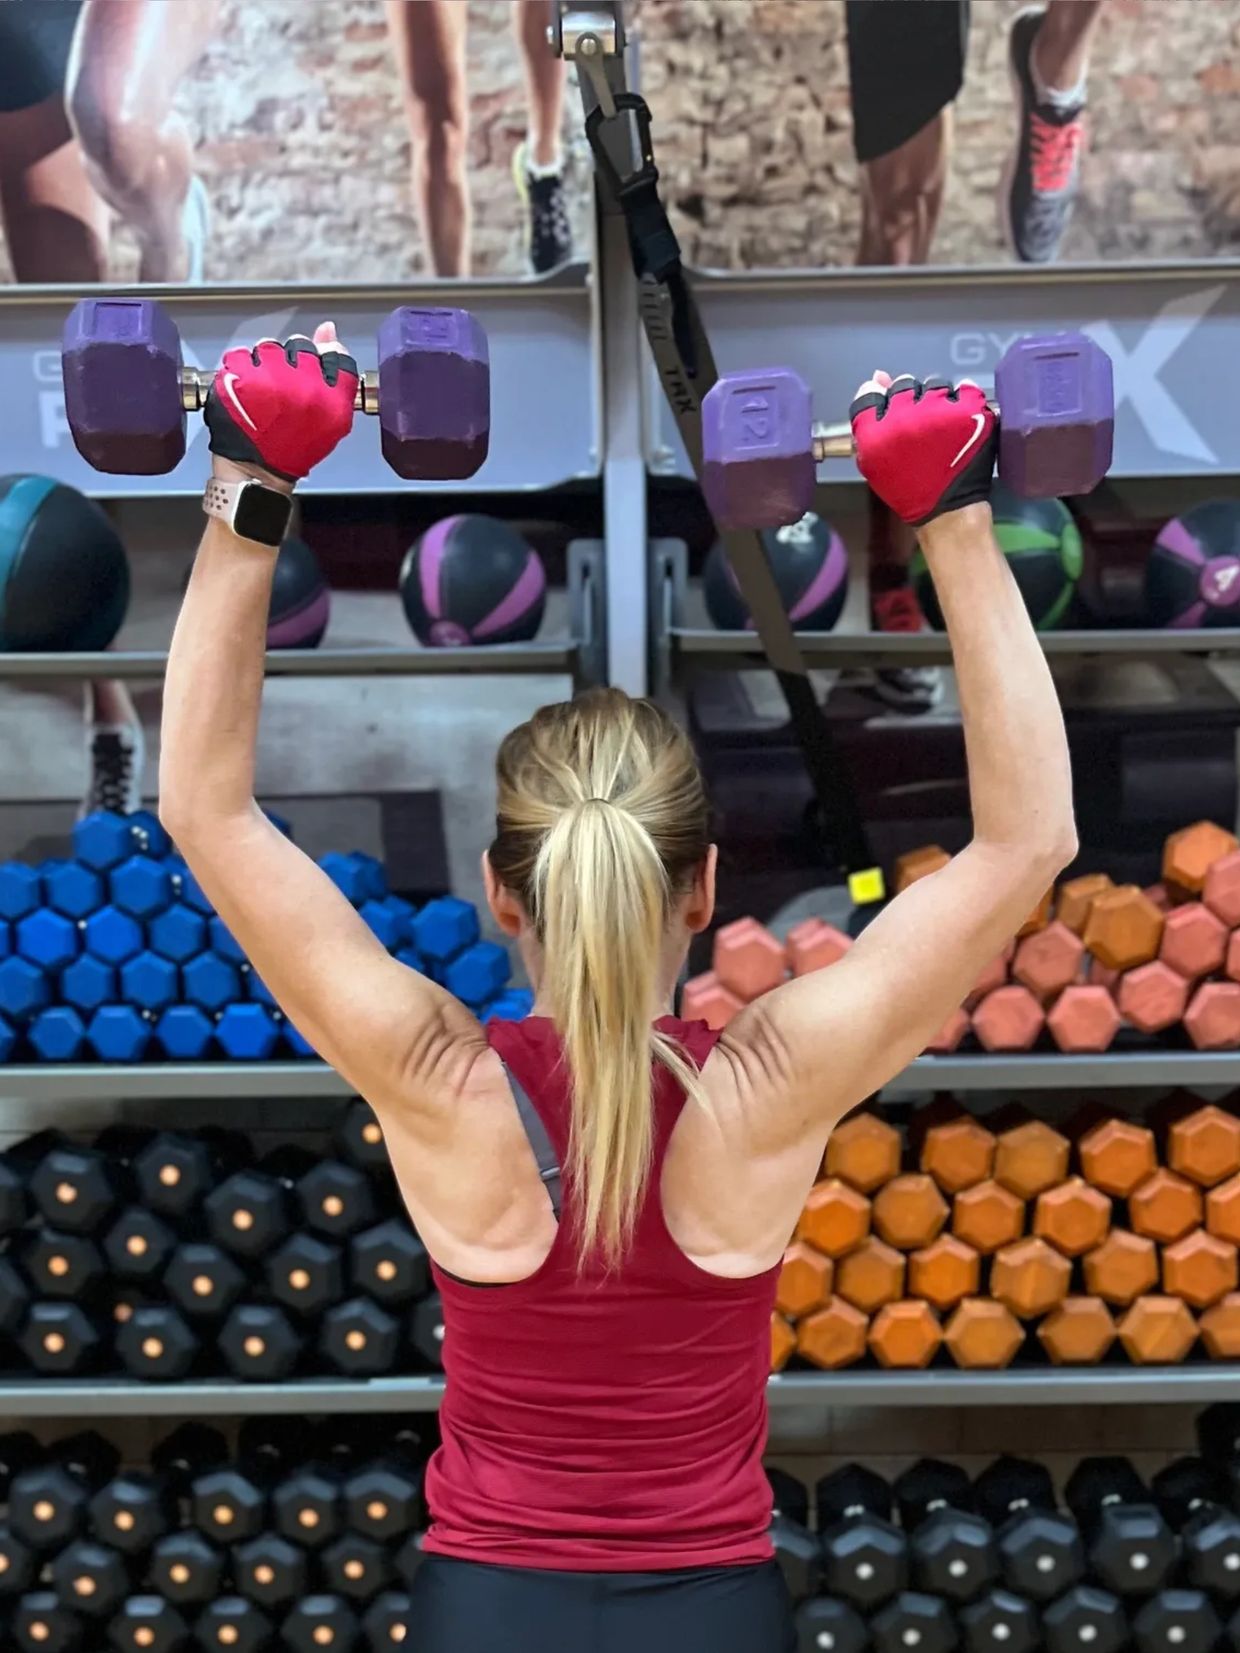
[0,474,129,651]
[267,536,330,649]
[399,514,546,647]
[703,512,849,631]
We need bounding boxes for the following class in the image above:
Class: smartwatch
[202,477,293,548]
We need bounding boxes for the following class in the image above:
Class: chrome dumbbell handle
[810,402,1001,463]
[178,367,381,416]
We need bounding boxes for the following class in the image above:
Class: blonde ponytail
[489,690,712,1267]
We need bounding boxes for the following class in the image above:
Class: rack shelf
[0,644,582,682]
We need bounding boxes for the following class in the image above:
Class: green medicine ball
[912,482,1083,632]
[0,474,130,651]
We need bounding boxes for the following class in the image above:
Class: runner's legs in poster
[387,0,473,277]
[512,0,572,273]
[65,0,219,283]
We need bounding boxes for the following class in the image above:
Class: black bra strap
[502,1060,563,1222]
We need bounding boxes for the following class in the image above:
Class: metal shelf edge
[0,1064,351,1101]
[0,645,580,681]
[886,1051,1240,1092]
[672,628,1240,669]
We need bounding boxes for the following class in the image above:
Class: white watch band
[202,477,241,527]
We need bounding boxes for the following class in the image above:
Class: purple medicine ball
[400,514,546,648]
[267,536,330,649]
[703,512,849,632]
[1146,499,1240,629]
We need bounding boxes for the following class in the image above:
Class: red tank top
[421,1014,779,1572]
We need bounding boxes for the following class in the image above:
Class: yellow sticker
[848,867,886,906]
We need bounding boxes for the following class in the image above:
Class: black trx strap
[503,1061,563,1221]
[558,5,884,909]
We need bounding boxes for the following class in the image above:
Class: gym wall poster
[0,0,1234,290]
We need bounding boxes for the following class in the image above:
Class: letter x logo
[1085,285,1224,466]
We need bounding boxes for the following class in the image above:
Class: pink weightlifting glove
[204,322,358,484]
[850,372,998,527]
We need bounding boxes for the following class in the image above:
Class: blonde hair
[489,688,712,1266]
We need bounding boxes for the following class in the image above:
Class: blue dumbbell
[0,1014,14,1063]
[28,1007,87,1062]
[484,988,535,1022]
[284,1022,317,1058]
[262,809,294,839]
[0,863,42,922]
[148,904,207,964]
[413,896,480,963]
[83,906,145,966]
[43,862,103,921]
[155,1004,216,1060]
[215,1002,280,1060]
[110,855,173,921]
[61,954,117,1014]
[208,917,247,965]
[0,921,9,961]
[86,1004,151,1062]
[0,957,51,1022]
[319,852,370,905]
[182,951,242,1014]
[163,855,213,917]
[120,951,180,1014]
[348,852,388,901]
[15,909,79,973]
[126,809,170,858]
[395,947,426,974]
[445,940,510,1008]
[244,969,278,1008]
[378,895,417,945]
[359,901,406,951]
[73,810,141,871]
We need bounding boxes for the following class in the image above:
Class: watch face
[234,485,292,545]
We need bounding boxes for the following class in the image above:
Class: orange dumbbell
[990,1237,1071,1319]
[1184,982,1240,1050]
[1204,849,1240,927]
[1161,1229,1239,1310]
[943,1299,1024,1369]
[994,1119,1071,1200]
[1166,1103,1240,1188]
[1018,889,1054,938]
[924,1007,970,1054]
[971,986,1045,1052]
[1128,1169,1203,1243]
[920,1114,996,1195]
[1116,962,1190,1036]
[825,1112,902,1194]
[1082,1230,1159,1307]
[872,1174,949,1251]
[908,1235,980,1312]
[1056,873,1113,936]
[1163,820,1240,898]
[1116,1295,1198,1364]
[1082,885,1164,971]
[1046,985,1121,1054]
[966,947,1013,1009]
[952,1179,1026,1254]
[1013,922,1084,1000]
[1159,904,1228,981]
[1078,1116,1157,1199]
[1206,1172,1240,1245]
[1033,1177,1112,1258]
[713,917,786,1001]
[1036,1296,1117,1365]
[680,971,745,1029]
[775,1241,835,1320]
[894,845,951,893]
[835,1236,906,1314]
[1199,1293,1240,1358]
[771,1313,797,1372]
[797,1178,872,1258]
[868,1300,942,1369]
[795,1297,868,1370]
[785,918,851,977]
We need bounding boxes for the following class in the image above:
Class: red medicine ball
[400,514,546,647]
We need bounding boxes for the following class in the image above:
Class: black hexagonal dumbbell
[816,1464,909,1612]
[870,1590,958,1653]
[164,1243,248,1322]
[280,1593,361,1653]
[770,1513,821,1604]
[334,1099,391,1176]
[1065,1458,1176,1598]
[218,1304,303,1381]
[321,1531,394,1602]
[1150,1455,1240,1602]
[89,1473,175,1558]
[1195,1401,1240,1508]
[0,1432,45,1502]
[344,1454,425,1546]
[10,1433,119,1552]
[319,1296,402,1376]
[1131,1588,1222,1653]
[131,1131,219,1220]
[190,1465,269,1548]
[350,1219,429,1307]
[264,1233,346,1318]
[767,1467,810,1529]
[973,1456,1086,1604]
[194,1596,274,1653]
[20,1229,106,1299]
[29,1142,120,1234]
[362,1591,412,1651]
[410,1292,445,1369]
[272,1463,344,1551]
[114,1305,199,1381]
[12,1590,84,1653]
[795,1595,868,1653]
[205,1170,292,1259]
[49,1539,132,1620]
[232,1532,309,1611]
[148,1529,225,1605]
[895,1459,998,1605]
[295,1158,378,1240]
[0,1155,30,1236]
[0,1525,38,1598]
[106,1594,189,1653]
[19,1302,104,1375]
[1041,1584,1129,1653]
[150,1424,229,1497]
[394,1531,427,1591]
[959,1587,1040,1653]
[100,1209,177,1284]
[0,1257,31,1340]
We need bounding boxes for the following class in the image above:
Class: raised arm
[159,324,480,1108]
[738,370,1077,1123]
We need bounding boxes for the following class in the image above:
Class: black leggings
[409,1555,796,1653]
